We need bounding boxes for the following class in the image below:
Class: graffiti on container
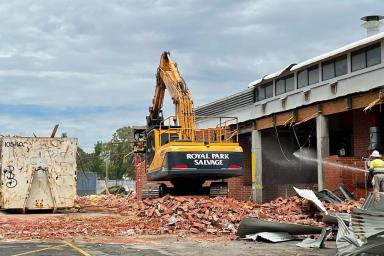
[3,165,17,188]
[4,141,24,147]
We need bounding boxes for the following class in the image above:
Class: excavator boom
[148,51,194,139]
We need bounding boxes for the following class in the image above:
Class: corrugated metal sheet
[0,137,77,211]
[77,171,97,195]
[361,192,384,211]
[296,227,331,248]
[335,215,364,255]
[195,88,254,117]
[244,232,295,243]
[237,217,323,238]
[351,208,384,238]
[294,187,328,214]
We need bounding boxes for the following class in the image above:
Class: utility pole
[105,150,110,188]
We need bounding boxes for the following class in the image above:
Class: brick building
[196,18,384,202]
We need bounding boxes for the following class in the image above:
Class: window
[351,50,366,71]
[285,75,294,92]
[322,55,347,80]
[256,82,273,101]
[161,133,179,146]
[308,65,319,85]
[351,43,381,72]
[367,45,381,67]
[275,74,294,95]
[257,86,265,100]
[265,83,273,98]
[335,57,347,76]
[297,69,308,88]
[146,131,156,165]
[322,61,334,80]
[297,65,319,88]
[275,79,285,95]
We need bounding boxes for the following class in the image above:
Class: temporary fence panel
[77,171,97,195]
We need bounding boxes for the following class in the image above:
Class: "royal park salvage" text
[186,153,229,166]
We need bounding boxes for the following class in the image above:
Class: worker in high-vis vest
[368,150,384,193]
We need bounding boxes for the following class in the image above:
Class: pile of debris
[237,187,384,254]
[324,199,364,213]
[0,191,365,241]
[77,193,362,235]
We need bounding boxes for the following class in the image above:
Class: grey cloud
[0,0,381,151]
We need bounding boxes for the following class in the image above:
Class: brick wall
[135,161,146,200]
[323,155,369,199]
[226,134,252,201]
[135,161,172,200]
[352,110,371,157]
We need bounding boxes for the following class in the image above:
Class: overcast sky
[0,0,381,151]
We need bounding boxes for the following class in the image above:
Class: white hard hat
[370,150,382,158]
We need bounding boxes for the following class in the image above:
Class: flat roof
[248,31,384,87]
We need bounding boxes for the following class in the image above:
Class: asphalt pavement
[0,239,337,256]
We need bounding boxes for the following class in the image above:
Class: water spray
[293,148,367,173]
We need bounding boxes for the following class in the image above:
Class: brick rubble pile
[0,194,363,240]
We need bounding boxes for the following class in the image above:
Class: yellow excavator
[135,51,243,198]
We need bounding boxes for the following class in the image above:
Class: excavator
[134,51,243,198]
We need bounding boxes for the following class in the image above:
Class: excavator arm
[147,51,194,139]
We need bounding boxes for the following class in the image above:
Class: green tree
[92,141,105,178]
[76,127,136,180]
[106,126,135,180]
[76,141,105,179]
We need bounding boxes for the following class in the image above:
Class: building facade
[196,31,384,202]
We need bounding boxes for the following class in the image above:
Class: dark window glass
[367,45,381,67]
[308,66,319,84]
[335,56,347,76]
[257,86,265,101]
[265,83,273,98]
[275,79,285,95]
[146,131,155,165]
[285,75,294,92]
[255,82,273,101]
[322,61,335,80]
[297,69,308,88]
[351,50,366,71]
[161,133,179,146]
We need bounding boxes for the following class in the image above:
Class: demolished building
[195,17,384,202]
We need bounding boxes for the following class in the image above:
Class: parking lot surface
[0,238,337,256]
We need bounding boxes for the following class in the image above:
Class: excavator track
[141,182,228,199]
[141,183,166,199]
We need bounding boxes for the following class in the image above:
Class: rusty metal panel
[0,137,77,210]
